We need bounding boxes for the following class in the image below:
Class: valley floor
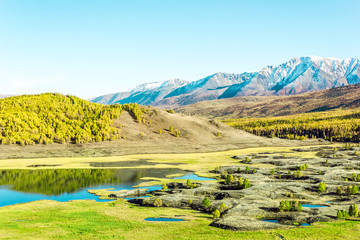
[0,144,359,240]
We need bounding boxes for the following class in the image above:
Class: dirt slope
[0,109,324,159]
[175,83,360,119]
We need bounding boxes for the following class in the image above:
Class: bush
[348,204,358,217]
[337,210,344,220]
[279,200,302,212]
[169,126,173,133]
[187,199,192,206]
[318,182,327,193]
[153,198,162,207]
[202,197,211,208]
[219,202,228,213]
[212,209,221,219]
[221,171,228,179]
[162,183,168,191]
[336,186,342,196]
[186,179,192,189]
[238,178,251,189]
[224,175,234,185]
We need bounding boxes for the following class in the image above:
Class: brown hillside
[0,108,322,159]
[175,84,360,119]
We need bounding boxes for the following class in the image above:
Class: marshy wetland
[1,145,360,239]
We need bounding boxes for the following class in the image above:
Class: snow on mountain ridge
[91,56,360,106]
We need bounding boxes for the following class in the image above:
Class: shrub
[219,202,228,213]
[271,169,275,175]
[162,183,168,191]
[245,166,250,172]
[212,209,221,219]
[336,186,342,196]
[318,182,327,193]
[293,170,303,179]
[153,198,162,207]
[221,171,228,179]
[158,129,162,134]
[279,200,302,212]
[187,199,192,206]
[337,210,344,220]
[216,132,221,137]
[169,126,173,133]
[186,179,192,189]
[202,197,211,208]
[243,178,251,189]
[351,184,359,195]
[237,178,243,189]
[224,175,234,185]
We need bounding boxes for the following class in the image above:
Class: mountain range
[93,56,359,107]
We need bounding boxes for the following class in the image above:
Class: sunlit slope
[0,93,143,145]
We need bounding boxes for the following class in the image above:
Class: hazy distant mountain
[91,56,360,107]
[90,78,188,105]
[0,94,12,99]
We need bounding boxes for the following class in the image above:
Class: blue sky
[0,0,359,99]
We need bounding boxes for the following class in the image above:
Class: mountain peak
[91,56,360,107]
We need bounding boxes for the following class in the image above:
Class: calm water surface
[0,168,197,207]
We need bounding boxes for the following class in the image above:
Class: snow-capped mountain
[90,56,360,106]
[90,78,188,105]
[220,56,360,99]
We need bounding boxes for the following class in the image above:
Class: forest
[0,93,144,145]
[223,108,360,142]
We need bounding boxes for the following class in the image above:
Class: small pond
[173,172,216,181]
[302,204,329,208]
[145,217,183,222]
[0,168,211,207]
[261,219,311,227]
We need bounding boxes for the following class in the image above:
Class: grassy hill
[176,83,360,119]
[0,93,144,145]
[0,93,308,158]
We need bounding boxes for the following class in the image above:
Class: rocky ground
[122,146,360,231]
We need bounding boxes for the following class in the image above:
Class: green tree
[337,210,344,220]
[153,198,162,207]
[219,202,228,213]
[186,179,192,189]
[212,209,221,219]
[243,178,251,189]
[202,197,211,208]
[318,182,326,193]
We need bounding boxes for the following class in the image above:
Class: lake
[0,168,196,207]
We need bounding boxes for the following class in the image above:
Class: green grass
[0,200,359,240]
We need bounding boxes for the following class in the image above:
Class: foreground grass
[0,200,359,240]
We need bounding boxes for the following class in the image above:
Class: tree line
[223,109,360,142]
